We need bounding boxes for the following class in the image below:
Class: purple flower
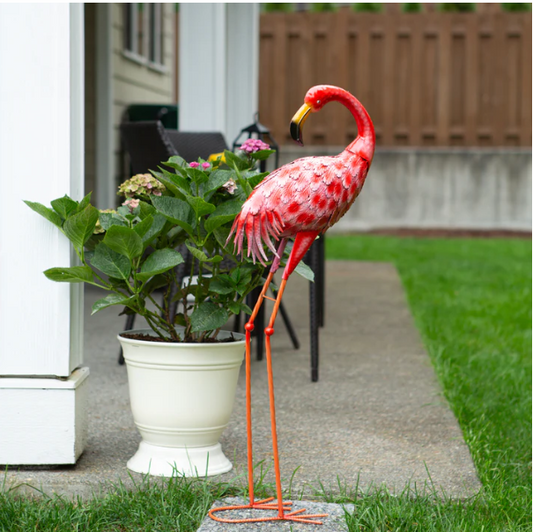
[189,162,200,168]
[239,138,271,154]
[201,162,210,170]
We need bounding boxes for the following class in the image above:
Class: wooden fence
[258,10,532,147]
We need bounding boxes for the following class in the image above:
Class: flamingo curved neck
[328,87,375,161]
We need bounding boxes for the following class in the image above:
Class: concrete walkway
[4,261,480,500]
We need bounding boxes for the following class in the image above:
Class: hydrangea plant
[25,140,310,342]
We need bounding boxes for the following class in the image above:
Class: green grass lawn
[1,235,530,531]
[326,234,532,531]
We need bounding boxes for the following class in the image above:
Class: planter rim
[118,328,246,348]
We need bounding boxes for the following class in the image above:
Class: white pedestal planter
[118,329,245,477]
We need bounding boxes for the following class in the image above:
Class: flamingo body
[229,85,375,267]
[232,151,369,263]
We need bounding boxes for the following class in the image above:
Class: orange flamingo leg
[209,233,327,526]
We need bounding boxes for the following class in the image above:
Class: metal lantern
[232,113,280,171]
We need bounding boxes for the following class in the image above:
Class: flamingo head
[290,85,336,146]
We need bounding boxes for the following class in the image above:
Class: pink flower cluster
[123,198,140,213]
[189,162,211,170]
[239,138,271,154]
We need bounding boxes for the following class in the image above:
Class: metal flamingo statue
[209,85,375,525]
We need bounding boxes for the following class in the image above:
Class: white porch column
[0,4,89,465]
[178,4,259,146]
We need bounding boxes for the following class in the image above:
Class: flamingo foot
[208,499,328,525]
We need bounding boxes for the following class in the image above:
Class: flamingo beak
[290,103,312,146]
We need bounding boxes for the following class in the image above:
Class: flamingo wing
[229,152,369,265]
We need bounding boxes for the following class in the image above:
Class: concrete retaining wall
[278,147,532,232]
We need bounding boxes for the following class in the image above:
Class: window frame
[123,3,166,72]
[147,3,165,70]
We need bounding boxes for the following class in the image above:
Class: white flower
[223,179,237,194]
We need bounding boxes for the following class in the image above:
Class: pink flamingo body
[230,85,375,277]
[210,85,375,526]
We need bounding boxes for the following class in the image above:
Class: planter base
[127,441,233,477]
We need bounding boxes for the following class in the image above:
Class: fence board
[409,16,423,146]
[257,10,532,147]
[521,15,532,146]
[465,14,479,145]
[493,13,506,146]
[437,16,452,145]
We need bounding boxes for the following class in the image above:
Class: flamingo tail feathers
[227,211,283,266]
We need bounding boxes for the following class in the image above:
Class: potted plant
[24,139,300,477]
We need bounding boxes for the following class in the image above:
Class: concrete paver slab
[198,498,353,531]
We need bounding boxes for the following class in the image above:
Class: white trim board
[0,368,89,465]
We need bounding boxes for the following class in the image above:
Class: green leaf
[117,206,132,218]
[250,149,276,161]
[84,234,104,252]
[103,225,143,260]
[77,192,93,212]
[213,226,232,251]
[151,195,196,235]
[205,169,234,193]
[51,195,78,219]
[91,293,136,315]
[63,205,100,249]
[209,275,235,295]
[185,167,208,185]
[246,171,269,189]
[224,150,249,171]
[231,267,253,295]
[142,273,169,294]
[184,195,216,217]
[159,168,191,195]
[44,266,94,283]
[91,243,131,280]
[185,243,209,262]
[294,260,315,282]
[141,214,168,244]
[163,155,188,169]
[138,249,184,281]
[99,212,128,231]
[174,313,187,327]
[24,200,63,228]
[204,198,244,234]
[150,170,185,199]
[133,215,154,239]
[228,300,252,316]
[138,200,156,219]
[190,302,229,333]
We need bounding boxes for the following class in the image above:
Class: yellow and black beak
[290,103,313,146]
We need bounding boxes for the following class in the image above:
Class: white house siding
[110,3,175,206]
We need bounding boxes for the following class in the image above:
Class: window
[123,3,165,69]
[148,3,164,67]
